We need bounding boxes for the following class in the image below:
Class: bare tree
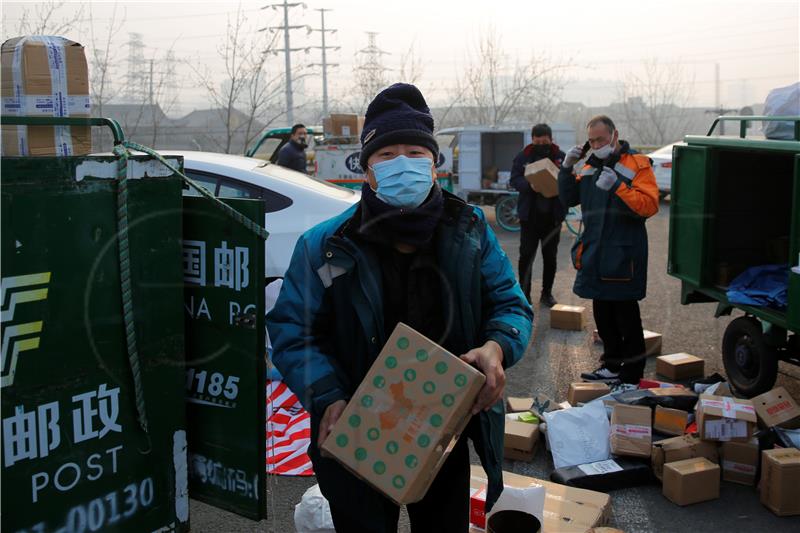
[398,40,424,86]
[448,28,568,127]
[241,32,288,149]
[616,59,695,146]
[189,5,287,154]
[88,3,125,117]
[10,1,86,39]
[87,3,126,150]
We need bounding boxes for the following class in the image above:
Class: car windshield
[252,163,358,199]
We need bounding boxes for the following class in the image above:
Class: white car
[647,143,679,198]
[163,151,360,279]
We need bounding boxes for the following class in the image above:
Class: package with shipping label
[1,36,91,156]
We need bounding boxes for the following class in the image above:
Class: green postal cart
[668,116,800,397]
[1,117,189,532]
[1,117,269,530]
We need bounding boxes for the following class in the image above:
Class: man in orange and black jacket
[510,123,566,307]
[558,115,659,384]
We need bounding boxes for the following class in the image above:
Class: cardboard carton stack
[1,36,92,156]
[322,323,484,504]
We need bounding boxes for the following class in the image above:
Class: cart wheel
[722,316,778,397]
[495,195,520,232]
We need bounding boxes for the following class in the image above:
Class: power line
[261,1,309,125]
[308,9,339,118]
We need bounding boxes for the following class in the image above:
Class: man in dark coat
[510,123,566,306]
[267,84,532,532]
[559,115,659,384]
[276,123,308,173]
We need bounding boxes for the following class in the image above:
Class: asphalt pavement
[190,199,800,532]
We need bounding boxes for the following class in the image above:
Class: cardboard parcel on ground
[751,386,800,429]
[610,404,652,458]
[651,434,719,481]
[321,322,485,505]
[1,36,91,156]
[469,466,611,533]
[696,394,757,442]
[760,448,800,516]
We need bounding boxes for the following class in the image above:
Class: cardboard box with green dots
[321,322,486,504]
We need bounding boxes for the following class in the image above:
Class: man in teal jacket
[267,83,532,532]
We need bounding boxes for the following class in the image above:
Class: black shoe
[540,292,557,307]
[580,366,620,382]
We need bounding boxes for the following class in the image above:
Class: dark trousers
[592,299,646,383]
[518,212,561,300]
[312,433,470,533]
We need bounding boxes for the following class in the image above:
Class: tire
[722,316,779,397]
[495,195,520,232]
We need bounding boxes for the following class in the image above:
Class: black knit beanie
[358,83,440,170]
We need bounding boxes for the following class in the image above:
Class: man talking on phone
[558,115,659,384]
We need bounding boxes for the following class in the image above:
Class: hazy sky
[3,0,799,117]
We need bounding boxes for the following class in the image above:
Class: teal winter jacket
[267,191,533,510]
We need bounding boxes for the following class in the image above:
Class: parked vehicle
[647,142,679,198]
[668,116,800,396]
[246,126,454,192]
[161,150,360,279]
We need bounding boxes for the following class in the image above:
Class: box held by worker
[610,404,652,458]
[524,158,560,198]
[720,438,759,485]
[760,448,800,516]
[321,322,485,504]
[656,353,705,381]
[696,394,757,442]
[662,457,720,506]
[653,406,689,437]
[751,386,800,429]
[651,434,719,480]
[550,304,586,331]
[1,36,92,156]
[568,382,610,406]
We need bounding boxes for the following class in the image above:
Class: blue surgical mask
[369,155,434,208]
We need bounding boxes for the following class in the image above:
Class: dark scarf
[358,181,444,247]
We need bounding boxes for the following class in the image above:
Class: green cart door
[1,155,188,533]
[788,154,800,332]
[668,145,714,291]
[182,197,267,520]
